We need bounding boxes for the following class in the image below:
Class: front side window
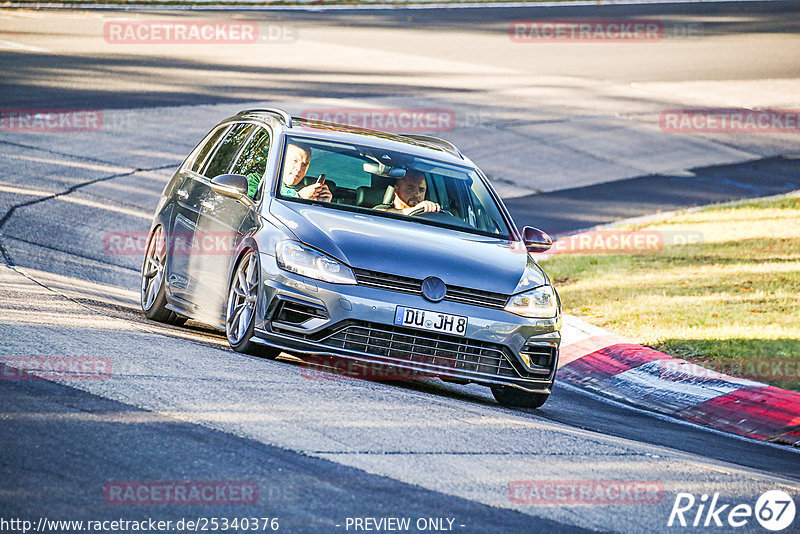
[275,136,511,238]
[230,127,271,200]
[202,123,255,179]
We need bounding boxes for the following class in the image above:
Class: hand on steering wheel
[407,204,453,217]
[405,201,450,216]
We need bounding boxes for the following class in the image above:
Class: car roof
[231,109,473,167]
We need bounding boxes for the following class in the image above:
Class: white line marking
[0,182,151,219]
[603,362,750,411]
[0,10,47,17]
[0,183,53,197]
[0,39,47,52]
[58,195,153,219]
[3,154,130,175]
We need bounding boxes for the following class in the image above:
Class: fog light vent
[519,342,557,374]
[271,298,327,327]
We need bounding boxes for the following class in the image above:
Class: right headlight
[275,240,356,285]
[504,285,558,318]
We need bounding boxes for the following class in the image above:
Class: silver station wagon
[141,108,561,408]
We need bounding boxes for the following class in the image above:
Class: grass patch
[540,193,800,391]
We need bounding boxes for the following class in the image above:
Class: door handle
[176,189,189,199]
[201,200,214,210]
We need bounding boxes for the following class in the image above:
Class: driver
[385,170,440,215]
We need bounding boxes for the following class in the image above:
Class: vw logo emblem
[421,276,447,302]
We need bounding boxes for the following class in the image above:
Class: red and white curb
[558,314,800,447]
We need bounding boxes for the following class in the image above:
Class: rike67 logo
[668,490,796,531]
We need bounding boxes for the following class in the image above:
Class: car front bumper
[253,253,561,393]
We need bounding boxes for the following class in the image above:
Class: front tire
[141,226,186,325]
[225,250,279,358]
[491,385,550,409]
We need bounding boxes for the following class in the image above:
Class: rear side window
[230,128,271,176]
[202,123,255,178]
[190,125,229,174]
[230,127,272,201]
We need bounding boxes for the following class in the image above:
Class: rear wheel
[141,226,186,325]
[226,250,279,358]
[491,384,550,409]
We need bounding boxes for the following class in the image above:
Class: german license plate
[394,306,468,336]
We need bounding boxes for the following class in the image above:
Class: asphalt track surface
[1,3,800,533]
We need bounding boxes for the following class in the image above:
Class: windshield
[275,135,512,238]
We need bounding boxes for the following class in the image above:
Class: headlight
[504,285,558,318]
[275,241,356,285]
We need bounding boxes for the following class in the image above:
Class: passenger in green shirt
[244,143,331,202]
[245,172,262,199]
[280,144,332,202]
[245,172,303,199]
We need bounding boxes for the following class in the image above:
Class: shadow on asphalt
[505,155,800,235]
[0,375,595,533]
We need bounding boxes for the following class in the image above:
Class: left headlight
[275,240,357,285]
[504,285,558,318]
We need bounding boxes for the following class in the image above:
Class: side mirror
[522,226,552,253]
[210,174,249,199]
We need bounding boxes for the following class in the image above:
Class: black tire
[225,249,279,359]
[491,384,550,409]
[141,226,186,326]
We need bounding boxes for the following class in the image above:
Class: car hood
[270,200,546,295]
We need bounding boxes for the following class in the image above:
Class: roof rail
[400,134,463,159]
[238,108,293,128]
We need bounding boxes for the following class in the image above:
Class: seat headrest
[356,186,388,207]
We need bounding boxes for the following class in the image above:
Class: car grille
[352,268,509,310]
[320,321,521,378]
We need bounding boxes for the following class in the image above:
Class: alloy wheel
[141,226,167,311]
[226,251,259,345]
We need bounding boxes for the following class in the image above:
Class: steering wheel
[407,205,454,217]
